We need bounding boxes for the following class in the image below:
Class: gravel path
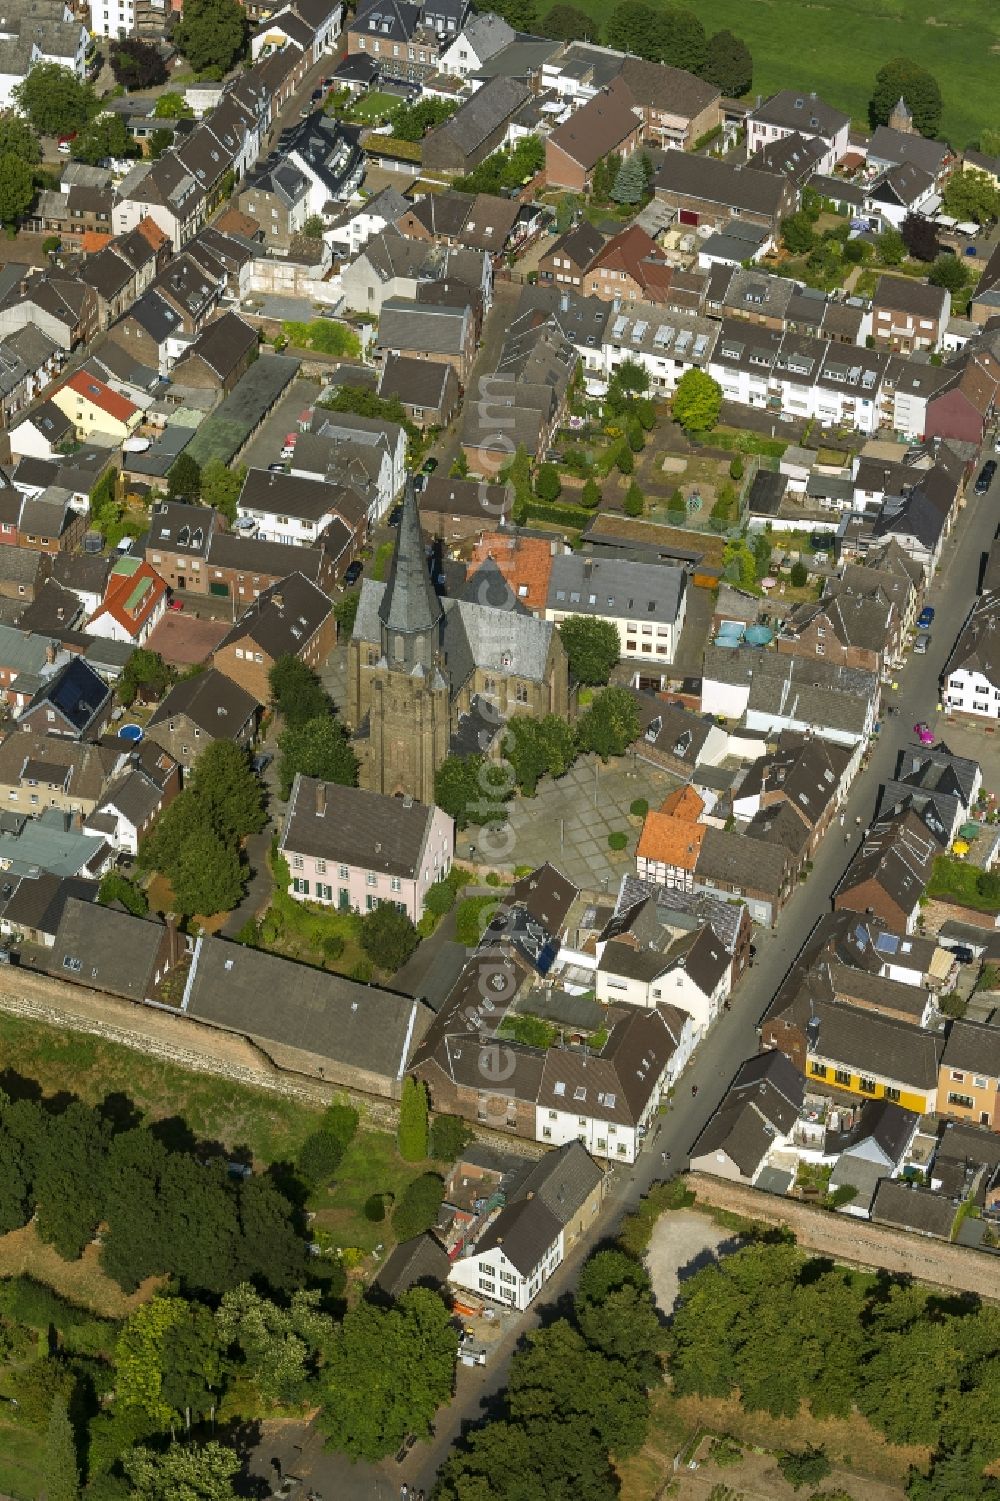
[645,1207,743,1314]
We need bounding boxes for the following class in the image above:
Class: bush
[629,798,648,818]
[608,831,628,851]
[363,1193,385,1223]
[428,1114,471,1162]
[392,1172,445,1242]
[778,1447,832,1490]
[729,457,744,480]
[298,1130,347,1187]
[790,560,809,588]
[535,463,562,502]
[623,481,644,517]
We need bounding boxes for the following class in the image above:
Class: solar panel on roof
[875,932,900,954]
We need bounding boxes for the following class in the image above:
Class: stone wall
[687,1171,1000,1301]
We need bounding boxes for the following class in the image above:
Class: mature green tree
[186,740,265,844]
[653,6,707,72]
[360,902,419,972]
[116,1298,194,1431]
[388,97,458,140]
[155,92,194,120]
[437,1419,620,1501]
[795,1270,865,1421]
[297,1128,349,1188]
[612,153,646,205]
[0,155,35,227]
[869,57,942,136]
[149,127,174,160]
[233,1174,309,1296]
[615,439,634,475]
[942,168,1000,225]
[856,1303,959,1447]
[217,1285,311,1407]
[483,0,537,29]
[606,357,650,409]
[391,1172,444,1242]
[574,1250,662,1378]
[780,211,816,255]
[139,791,202,878]
[43,1394,79,1501]
[167,453,201,501]
[672,368,722,434]
[171,827,243,917]
[318,1288,457,1460]
[34,1102,108,1261]
[789,560,809,588]
[13,65,97,136]
[778,1447,832,1490]
[9,1358,76,1431]
[580,477,602,509]
[534,462,561,501]
[118,647,173,708]
[200,459,246,524]
[72,112,135,166]
[277,715,358,798]
[504,714,576,796]
[0,117,40,163]
[623,481,645,517]
[559,616,620,686]
[876,226,905,264]
[605,1,656,56]
[702,29,752,96]
[98,869,149,916]
[908,1447,1000,1501]
[268,655,330,726]
[174,0,248,76]
[434,753,488,829]
[575,687,640,760]
[929,255,969,293]
[428,1114,470,1161]
[0,1096,41,1234]
[397,1077,429,1163]
[123,1441,240,1501]
[508,1319,649,1455]
[540,3,598,41]
[109,37,168,88]
[100,1129,173,1292]
[157,1302,224,1431]
[333,590,360,636]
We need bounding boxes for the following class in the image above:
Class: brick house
[377,353,460,429]
[421,77,531,175]
[146,667,261,770]
[170,311,259,395]
[871,275,949,353]
[545,77,643,193]
[418,476,512,541]
[537,220,605,290]
[617,56,721,150]
[833,807,940,931]
[776,588,899,678]
[375,298,477,385]
[211,571,335,704]
[653,152,797,231]
[582,225,673,304]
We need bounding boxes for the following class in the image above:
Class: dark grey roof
[374,1232,449,1298]
[147,666,260,737]
[809,997,942,1088]
[691,1051,804,1176]
[752,89,849,137]
[174,311,258,382]
[25,655,110,736]
[872,1180,958,1238]
[942,1020,1000,1081]
[2,872,96,939]
[185,934,431,1083]
[419,475,511,523]
[379,479,443,637]
[696,826,790,897]
[147,500,214,556]
[238,467,347,523]
[504,1140,603,1228]
[425,75,530,155]
[474,1193,563,1275]
[867,125,950,176]
[48,897,165,998]
[843,1097,919,1164]
[654,153,789,216]
[281,775,437,878]
[378,353,452,410]
[205,529,327,583]
[215,571,332,661]
[873,274,947,320]
[546,554,685,626]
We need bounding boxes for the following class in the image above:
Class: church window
[515,684,528,704]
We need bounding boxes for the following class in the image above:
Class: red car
[168,598,184,612]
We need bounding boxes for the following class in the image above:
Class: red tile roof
[63,370,138,425]
[89,561,167,638]
[588,224,673,302]
[468,531,554,613]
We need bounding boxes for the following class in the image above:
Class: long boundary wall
[687,1170,1000,1301]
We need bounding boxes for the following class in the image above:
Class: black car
[343,560,363,586]
[975,459,997,494]
[421,457,439,474]
[944,944,975,964]
[251,751,273,776]
[388,503,403,526]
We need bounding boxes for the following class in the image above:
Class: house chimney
[315,781,327,817]
[45,643,56,664]
[164,912,182,968]
[273,593,283,611]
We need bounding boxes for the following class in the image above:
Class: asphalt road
[246,454,1000,1501]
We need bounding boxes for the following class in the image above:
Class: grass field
[0,1417,43,1501]
[344,90,398,124]
[310,1128,434,1254]
[551,0,997,147]
[0,1010,325,1166]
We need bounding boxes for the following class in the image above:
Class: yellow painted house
[51,371,142,443]
[804,999,942,1115]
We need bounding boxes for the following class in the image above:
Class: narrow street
[247,464,1000,1500]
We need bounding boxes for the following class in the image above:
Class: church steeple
[378,475,442,671]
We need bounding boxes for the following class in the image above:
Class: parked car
[268,462,285,472]
[167,598,184,612]
[975,459,997,494]
[343,560,363,586]
[421,457,438,474]
[913,720,935,744]
[388,503,403,527]
[944,944,975,963]
[252,751,273,775]
[913,635,931,655]
[917,606,935,628]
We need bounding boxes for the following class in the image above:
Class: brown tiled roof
[467,530,554,613]
[548,78,640,171]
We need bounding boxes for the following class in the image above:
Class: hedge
[524,500,592,529]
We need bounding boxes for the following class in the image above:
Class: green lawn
[0,1010,324,1168]
[0,1415,44,1500]
[926,856,1000,914]
[551,0,997,147]
[309,1129,435,1254]
[345,90,398,124]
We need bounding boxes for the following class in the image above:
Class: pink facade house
[280,774,454,921]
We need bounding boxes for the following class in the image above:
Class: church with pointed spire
[346,480,572,804]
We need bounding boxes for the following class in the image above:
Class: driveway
[222,829,275,939]
[645,1207,742,1315]
[241,378,322,473]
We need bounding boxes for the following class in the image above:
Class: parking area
[241,377,322,473]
